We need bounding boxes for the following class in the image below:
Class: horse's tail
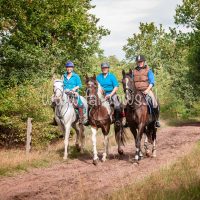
[114,121,126,146]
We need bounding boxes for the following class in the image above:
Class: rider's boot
[153,107,161,128]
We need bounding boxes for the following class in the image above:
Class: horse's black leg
[152,127,157,157]
[115,121,125,155]
[135,123,145,161]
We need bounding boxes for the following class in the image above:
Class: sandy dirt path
[0,123,200,200]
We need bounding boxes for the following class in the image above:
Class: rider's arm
[109,74,119,97]
[144,70,155,94]
[72,75,82,92]
[109,87,118,97]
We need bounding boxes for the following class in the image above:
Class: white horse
[53,80,88,160]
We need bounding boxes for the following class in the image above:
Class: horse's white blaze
[91,127,98,160]
[125,78,129,88]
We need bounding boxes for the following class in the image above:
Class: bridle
[122,75,145,109]
[86,81,101,107]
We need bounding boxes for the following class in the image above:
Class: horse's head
[53,80,65,105]
[122,69,135,102]
[85,74,99,106]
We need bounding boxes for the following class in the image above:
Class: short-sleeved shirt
[96,72,119,95]
[63,72,82,91]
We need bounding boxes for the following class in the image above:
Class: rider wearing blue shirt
[96,72,119,95]
[63,61,85,124]
[97,63,121,122]
[63,72,82,91]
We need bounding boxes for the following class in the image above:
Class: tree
[175,0,200,97]
[123,22,197,117]
[0,0,109,86]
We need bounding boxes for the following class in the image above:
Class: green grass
[108,142,200,200]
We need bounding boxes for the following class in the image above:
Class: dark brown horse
[85,75,125,165]
[122,69,157,162]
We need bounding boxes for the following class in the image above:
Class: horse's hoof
[139,156,144,160]
[146,151,151,157]
[133,160,139,165]
[152,150,157,158]
[63,157,68,161]
[118,149,124,155]
[102,157,106,162]
[93,159,99,166]
[152,153,157,158]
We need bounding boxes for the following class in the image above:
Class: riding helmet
[135,55,145,62]
[65,61,74,67]
[101,62,110,68]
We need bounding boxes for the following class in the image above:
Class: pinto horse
[122,70,157,162]
[85,75,125,165]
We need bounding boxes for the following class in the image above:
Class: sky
[91,0,183,60]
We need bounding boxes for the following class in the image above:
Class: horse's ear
[122,70,126,78]
[129,69,133,76]
[93,74,96,80]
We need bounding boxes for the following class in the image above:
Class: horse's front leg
[102,135,109,162]
[114,122,124,155]
[91,126,99,165]
[72,122,82,152]
[144,134,150,157]
[135,124,144,162]
[63,122,71,160]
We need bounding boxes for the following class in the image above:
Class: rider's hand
[99,88,104,95]
[64,89,70,94]
[143,89,149,95]
[105,94,111,100]
[72,88,76,92]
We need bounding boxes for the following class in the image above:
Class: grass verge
[107,142,200,200]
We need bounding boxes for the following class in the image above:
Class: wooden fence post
[26,118,32,155]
